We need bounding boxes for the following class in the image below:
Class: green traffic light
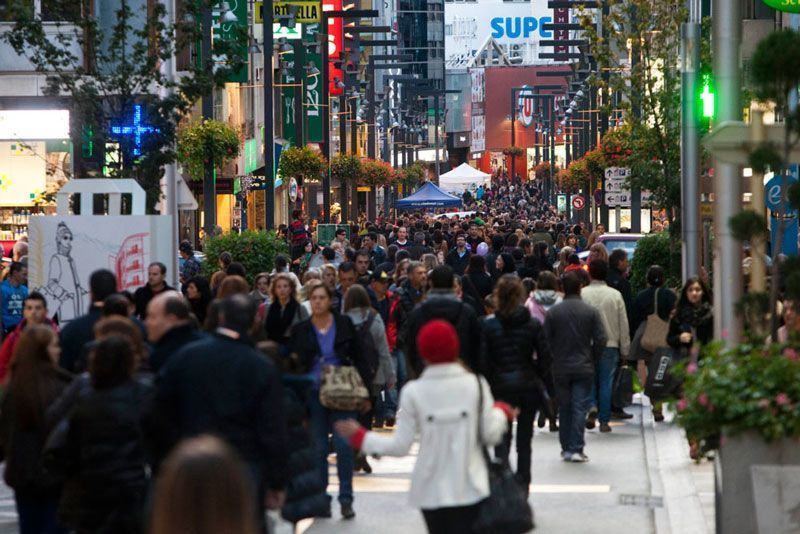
[700,73,714,119]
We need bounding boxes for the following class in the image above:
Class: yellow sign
[701,202,713,219]
[255,0,321,23]
[357,186,371,192]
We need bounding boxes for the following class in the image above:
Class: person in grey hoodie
[526,271,563,325]
[343,284,395,474]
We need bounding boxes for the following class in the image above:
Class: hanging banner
[554,6,569,55]
[322,0,344,96]
[304,23,324,142]
[281,51,298,145]
[213,0,248,83]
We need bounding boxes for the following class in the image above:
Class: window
[40,0,81,21]
[0,0,80,22]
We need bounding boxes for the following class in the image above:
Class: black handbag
[473,375,535,534]
[612,365,634,407]
[644,347,682,401]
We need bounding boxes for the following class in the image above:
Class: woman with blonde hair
[556,246,575,277]
[149,435,258,534]
[264,273,309,351]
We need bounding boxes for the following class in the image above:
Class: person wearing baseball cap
[335,320,513,532]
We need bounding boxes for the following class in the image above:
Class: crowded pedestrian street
[2,0,800,532]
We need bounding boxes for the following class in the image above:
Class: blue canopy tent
[395,181,462,210]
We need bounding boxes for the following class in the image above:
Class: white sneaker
[569,452,590,463]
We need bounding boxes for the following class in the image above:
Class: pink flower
[784,348,799,361]
[677,398,689,412]
[776,393,791,406]
[698,393,709,407]
[758,399,770,409]
[721,328,730,339]
[687,362,698,375]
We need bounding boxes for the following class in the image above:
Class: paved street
[298,395,714,534]
[0,396,714,534]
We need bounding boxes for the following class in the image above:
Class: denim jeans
[309,393,357,505]
[15,491,64,534]
[382,349,407,418]
[589,348,620,424]
[554,375,593,454]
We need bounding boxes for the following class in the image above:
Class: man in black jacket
[401,265,481,378]
[445,234,471,276]
[543,272,607,463]
[145,291,205,372]
[133,262,173,319]
[152,295,289,516]
[59,269,117,372]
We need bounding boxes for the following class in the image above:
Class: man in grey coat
[544,272,607,463]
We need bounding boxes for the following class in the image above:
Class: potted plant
[360,159,395,188]
[330,154,362,221]
[176,119,241,181]
[278,146,327,186]
[502,146,524,157]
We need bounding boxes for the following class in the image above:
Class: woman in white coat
[335,319,513,533]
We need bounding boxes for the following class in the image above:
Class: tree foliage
[400,161,426,189]
[177,119,241,181]
[579,0,685,222]
[201,230,288,285]
[2,0,247,212]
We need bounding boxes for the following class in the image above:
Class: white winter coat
[360,363,508,510]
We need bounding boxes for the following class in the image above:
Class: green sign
[317,224,351,245]
[244,138,258,173]
[213,1,248,83]
[281,51,298,145]
[304,23,323,143]
[760,0,800,12]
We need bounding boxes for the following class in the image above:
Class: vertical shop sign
[304,23,324,142]
[323,0,344,96]
[212,0,248,82]
[554,7,569,56]
[281,52,298,145]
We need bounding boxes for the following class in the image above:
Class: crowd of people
[0,176,789,534]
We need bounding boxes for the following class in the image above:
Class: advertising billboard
[445,0,556,67]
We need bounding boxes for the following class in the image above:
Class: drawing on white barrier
[39,222,88,322]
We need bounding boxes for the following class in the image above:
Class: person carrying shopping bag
[335,320,515,534]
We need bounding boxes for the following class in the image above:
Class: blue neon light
[109,105,159,156]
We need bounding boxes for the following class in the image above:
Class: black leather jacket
[480,307,550,394]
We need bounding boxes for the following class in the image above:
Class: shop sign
[273,1,321,23]
[213,0,248,83]
[280,52,298,145]
[445,3,555,67]
[557,194,567,214]
[471,115,485,153]
[759,0,800,12]
[304,23,324,142]
[244,139,258,174]
[323,0,344,96]
[517,85,535,127]
[289,177,299,201]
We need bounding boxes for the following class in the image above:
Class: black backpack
[355,311,381,377]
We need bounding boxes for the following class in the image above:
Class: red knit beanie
[417,319,460,364]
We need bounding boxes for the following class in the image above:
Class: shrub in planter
[201,230,289,285]
[629,232,680,294]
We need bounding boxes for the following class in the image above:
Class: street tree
[579,0,685,225]
[2,0,246,211]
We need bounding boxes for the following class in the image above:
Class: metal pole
[434,95,441,177]
[202,5,215,237]
[321,14,331,223]
[162,0,179,287]
[263,0,275,229]
[712,0,742,343]
[681,4,701,281]
[510,89,516,180]
[749,107,766,292]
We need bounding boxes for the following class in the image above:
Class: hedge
[201,230,289,285]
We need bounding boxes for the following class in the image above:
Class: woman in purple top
[288,284,372,520]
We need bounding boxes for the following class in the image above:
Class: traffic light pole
[680,3,701,281]
[712,0,742,344]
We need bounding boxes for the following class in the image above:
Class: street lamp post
[262,0,275,229]
[202,5,215,236]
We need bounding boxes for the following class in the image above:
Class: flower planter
[718,431,800,534]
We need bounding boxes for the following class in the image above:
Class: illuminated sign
[0,110,70,140]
